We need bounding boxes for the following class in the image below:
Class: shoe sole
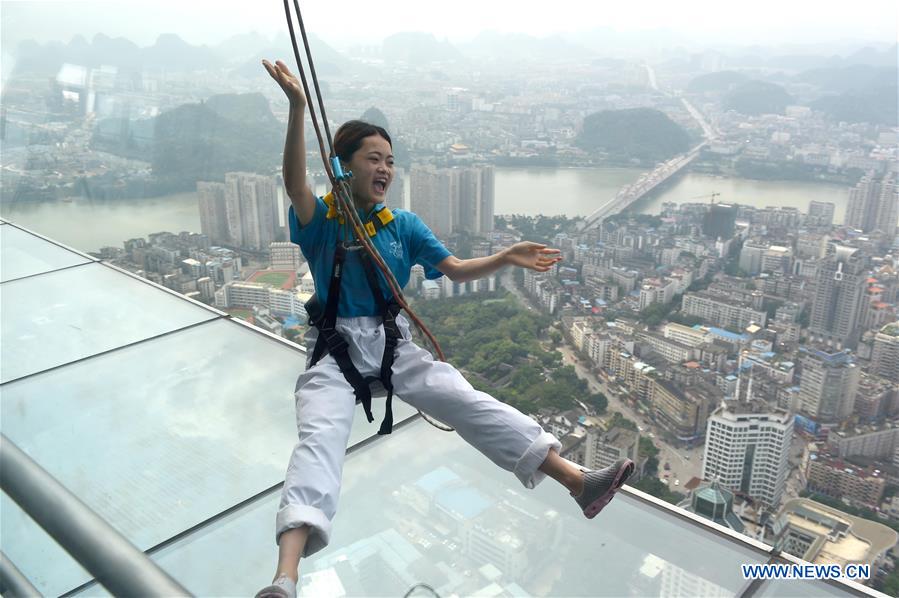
[583,459,635,519]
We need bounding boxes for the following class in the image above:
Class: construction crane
[687,192,721,204]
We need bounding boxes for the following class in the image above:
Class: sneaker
[255,575,297,598]
[573,458,635,519]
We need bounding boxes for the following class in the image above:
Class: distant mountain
[361,107,390,130]
[359,106,410,166]
[794,65,896,94]
[687,71,750,93]
[149,93,282,188]
[146,33,223,70]
[213,31,271,63]
[723,80,794,116]
[722,44,897,71]
[461,31,590,61]
[11,33,225,75]
[205,93,281,127]
[568,27,691,54]
[796,63,898,125]
[230,33,353,79]
[381,32,463,64]
[810,84,898,126]
[841,44,898,68]
[576,108,691,164]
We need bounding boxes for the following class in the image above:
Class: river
[1,169,852,253]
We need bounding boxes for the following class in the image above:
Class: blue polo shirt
[289,197,451,317]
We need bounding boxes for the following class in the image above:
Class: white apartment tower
[703,402,793,507]
[871,322,899,383]
[410,165,495,237]
[808,244,867,349]
[797,347,859,423]
[845,171,897,234]
[223,172,282,250]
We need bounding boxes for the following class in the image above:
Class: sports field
[249,271,294,288]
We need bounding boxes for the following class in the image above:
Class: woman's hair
[333,120,392,163]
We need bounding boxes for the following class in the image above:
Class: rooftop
[780,499,898,568]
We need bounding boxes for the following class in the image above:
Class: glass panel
[2,319,416,596]
[147,417,772,597]
[0,262,219,382]
[0,224,92,282]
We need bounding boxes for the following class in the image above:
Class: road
[555,344,704,486]
[500,273,705,487]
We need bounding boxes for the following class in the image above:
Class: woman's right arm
[263,59,316,226]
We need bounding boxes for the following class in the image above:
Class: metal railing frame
[0,435,191,597]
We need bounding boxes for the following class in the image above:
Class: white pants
[276,315,561,556]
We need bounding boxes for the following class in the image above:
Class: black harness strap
[359,250,401,435]
[308,244,375,425]
[306,233,402,434]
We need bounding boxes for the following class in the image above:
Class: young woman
[257,59,635,598]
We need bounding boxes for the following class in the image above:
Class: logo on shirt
[389,241,404,259]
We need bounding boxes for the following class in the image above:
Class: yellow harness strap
[324,192,394,237]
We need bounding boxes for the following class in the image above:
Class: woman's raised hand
[262,59,306,108]
[504,242,563,272]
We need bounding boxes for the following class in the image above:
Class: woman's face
[347,134,394,209]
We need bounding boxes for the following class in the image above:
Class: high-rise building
[456,166,495,235]
[582,425,640,473]
[197,181,230,245]
[703,402,793,507]
[410,165,494,237]
[739,241,768,275]
[808,244,867,348]
[703,203,736,240]
[682,292,767,330]
[223,172,282,250]
[807,201,835,229]
[410,166,457,237]
[844,171,898,234]
[871,322,899,383]
[797,347,859,423]
[386,166,405,210]
[269,242,304,271]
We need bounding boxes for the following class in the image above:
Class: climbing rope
[282,0,453,432]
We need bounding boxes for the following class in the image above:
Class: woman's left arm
[436,242,562,283]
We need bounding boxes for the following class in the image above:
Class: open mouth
[373,179,387,194]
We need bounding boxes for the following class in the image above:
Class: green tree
[639,436,659,459]
[587,392,607,413]
[633,477,685,505]
[609,411,638,432]
[881,569,899,596]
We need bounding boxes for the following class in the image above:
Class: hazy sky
[2,0,897,50]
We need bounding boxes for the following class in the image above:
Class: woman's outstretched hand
[504,242,562,272]
[262,59,306,108]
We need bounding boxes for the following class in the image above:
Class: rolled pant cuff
[513,431,562,489]
[275,504,332,557]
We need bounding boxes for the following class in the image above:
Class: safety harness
[305,193,400,435]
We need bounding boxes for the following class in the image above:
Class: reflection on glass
[147,417,773,597]
[2,319,415,596]
[0,224,92,282]
[0,262,218,382]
